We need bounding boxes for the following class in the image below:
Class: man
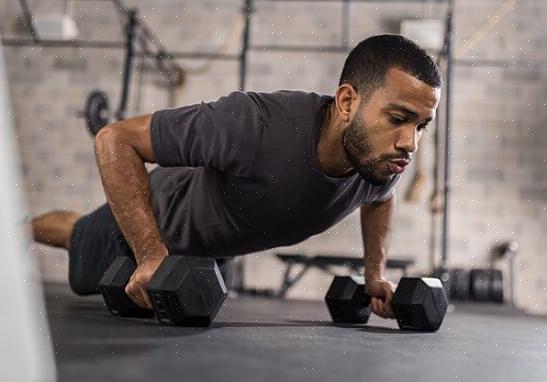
[31,34,441,320]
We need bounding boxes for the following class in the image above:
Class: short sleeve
[150,91,262,177]
[362,174,400,204]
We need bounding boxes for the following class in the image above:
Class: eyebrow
[383,103,433,123]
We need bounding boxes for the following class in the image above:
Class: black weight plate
[489,269,504,303]
[99,257,154,318]
[84,90,110,136]
[450,268,470,301]
[470,269,490,302]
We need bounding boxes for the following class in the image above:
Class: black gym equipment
[430,267,505,304]
[489,269,504,303]
[450,268,471,301]
[325,276,448,332]
[469,268,504,304]
[100,255,228,326]
[324,276,372,324]
[470,269,490,302]
[84,90,111,136]
[147,256,228,326]
[99,256,154,318]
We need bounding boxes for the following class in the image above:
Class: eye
[417,123,429,133]
[389,115,407,125]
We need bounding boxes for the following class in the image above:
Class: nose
[395,125,418,154]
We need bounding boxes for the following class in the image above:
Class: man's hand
[125,256,165,309]
[365,278,396,319]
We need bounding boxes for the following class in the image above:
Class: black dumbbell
[147,256,228,326]
[325,276,448,332]
[99,256,228,326]
[99,257,154,318]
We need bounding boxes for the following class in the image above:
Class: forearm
[94,120,167,264]
[360,195,395,281]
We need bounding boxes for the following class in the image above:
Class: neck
[317,102,354,177]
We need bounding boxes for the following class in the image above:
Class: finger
[380,299,393,319]
[125,282,147,309]
[369,297,378,316]
[383,292,396,319]
[376,300,388,318]
[371,297,379,313]
[382,298,393,318]
[378,300,392,318]
[136,281,153,309]
[384,300,395,318]
[134,290,149,309]
[371,298,385,318]
[383,289,393,305]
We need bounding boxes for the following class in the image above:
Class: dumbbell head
[325,276,448,332]
[325,276,371,324]
[147,256,228,327]
[392,277,448,332]
[99,257,154,318]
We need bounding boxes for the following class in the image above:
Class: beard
[341,112,394,186]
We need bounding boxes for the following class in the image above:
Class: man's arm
[94,115,167,309]
[360,195,396,318]
[360,195,394,279]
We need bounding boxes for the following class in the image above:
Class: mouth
[388,158,410,174]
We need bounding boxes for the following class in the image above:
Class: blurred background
[1,0,546,313]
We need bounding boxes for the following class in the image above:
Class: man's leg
[30,210,82,249]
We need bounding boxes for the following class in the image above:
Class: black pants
[68,203,234,295]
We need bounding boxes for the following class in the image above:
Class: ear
[334,84,361,123]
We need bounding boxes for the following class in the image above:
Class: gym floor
[46,283,547,382]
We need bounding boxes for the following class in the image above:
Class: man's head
[335,34,442,185]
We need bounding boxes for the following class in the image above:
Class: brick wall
[2,0,546,313]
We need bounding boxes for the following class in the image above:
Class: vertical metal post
[341,0,350,50]
[239,0,253,91]
[441,1,454,267]
[116,8,137,121]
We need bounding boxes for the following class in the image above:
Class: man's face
[342,68,441,185]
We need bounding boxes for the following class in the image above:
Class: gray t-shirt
[149,90,399,257]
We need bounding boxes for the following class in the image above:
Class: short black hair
[339,34,442,98]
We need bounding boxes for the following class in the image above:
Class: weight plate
[470,269,489,302]
[489,269,504,303]
[84,90,110,136]
[450,268,470,301]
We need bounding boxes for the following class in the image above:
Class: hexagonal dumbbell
[392,277,448,331]
[99,256,154,318]
[147,256,228,327]
[325,276,448,332]
[100,256,228,326]
[324,275,372,323]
